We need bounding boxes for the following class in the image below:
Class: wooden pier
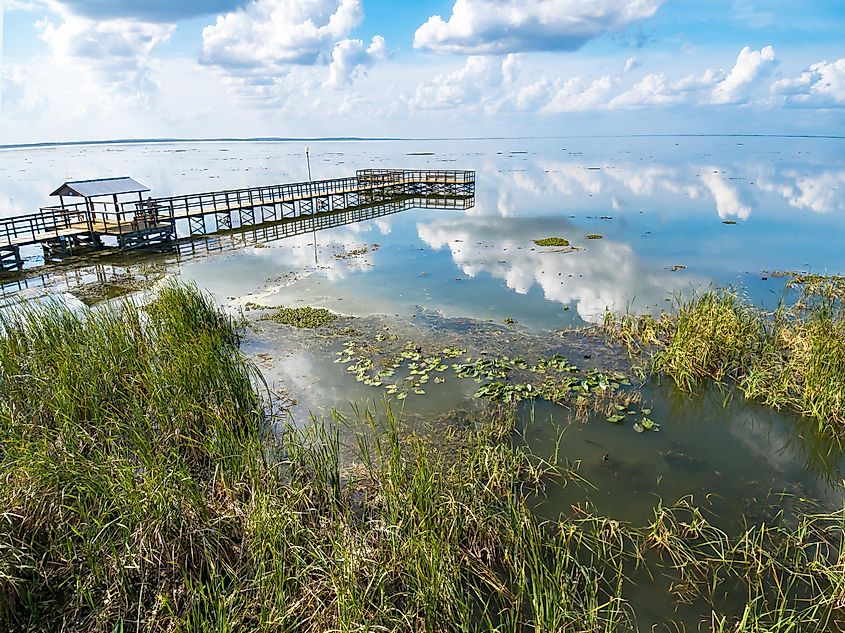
[0,169,475,272]
[1,193,475,300]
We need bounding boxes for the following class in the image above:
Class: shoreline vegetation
[2,282,845,631]
[604,273,845,433]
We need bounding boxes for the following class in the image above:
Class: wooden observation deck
[0,169,475,271]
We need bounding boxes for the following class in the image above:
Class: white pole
[306,147,317,266]
[305,146,313,182]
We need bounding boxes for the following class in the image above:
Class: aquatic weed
[2,283,843,631]
[533,237,570,247]
[267,306,338,328]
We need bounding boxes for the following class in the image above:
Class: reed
[651,289,764,392]
[606,281,845,433]
[743,295,845,430]
[1,282,843,631]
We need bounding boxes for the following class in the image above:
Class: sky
[0,0,844,144]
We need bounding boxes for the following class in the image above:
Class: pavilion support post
[114,194,122,236]
[85,197,95,236]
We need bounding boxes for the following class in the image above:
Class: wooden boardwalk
[1,193,474,299]
[0,169,475,271]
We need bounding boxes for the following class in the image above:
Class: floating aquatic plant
[335,338,641,423]
[533,237,570,247]
[267,306,338,328]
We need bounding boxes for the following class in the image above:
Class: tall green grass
[0,282,265,630]
[743,294,845,428]
[1,282,843,631]
[652,289,764,392]
[608,284,845,432]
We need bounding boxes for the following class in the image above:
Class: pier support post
[0,245,23,272]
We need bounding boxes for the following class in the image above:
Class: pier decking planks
[0,169,475,271]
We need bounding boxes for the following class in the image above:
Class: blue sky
[1,0,844,143]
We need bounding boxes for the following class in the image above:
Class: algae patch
[533,237,570,247]
[267,306,338,328]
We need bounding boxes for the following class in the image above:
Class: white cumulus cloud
[771,58,845,107]
[430,45,778,115]
[413,0,663,54]
[328,35,388,87]
[37,2,174,107]
[541,75,616,113]
[199,0,387,101]
[711,45,776,104]
[609,68,721,108]
[201,0,363,70]
[408,54,519,110]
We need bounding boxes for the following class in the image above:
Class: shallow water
[3,137,845,623]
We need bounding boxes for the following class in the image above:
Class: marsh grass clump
[0,282,264,630]
[267,305,338,328]
[606,279,845,431]
[743,296,845,427]
[781,272,845,304]
[603,310,673,356]
[533,236,570,247]
[653,289,764,391]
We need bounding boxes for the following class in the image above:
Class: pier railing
[356,169,475,185]
[141,176,366,220]
[0,207,91,248]
[1,169,475,256]
[1,192,476,296]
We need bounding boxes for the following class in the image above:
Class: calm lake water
[3,137,845,326]
[3,137,845,624]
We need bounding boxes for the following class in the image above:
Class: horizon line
[2,132,844,151]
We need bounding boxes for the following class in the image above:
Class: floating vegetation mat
[266,306,338,328]
[333,243,380,261]
[533,236,570,247]
[333,333,655,431]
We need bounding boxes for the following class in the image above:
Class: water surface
[2,136,844,538]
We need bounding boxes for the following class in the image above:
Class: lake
[4,136,844,322]
[2,135,844,626]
